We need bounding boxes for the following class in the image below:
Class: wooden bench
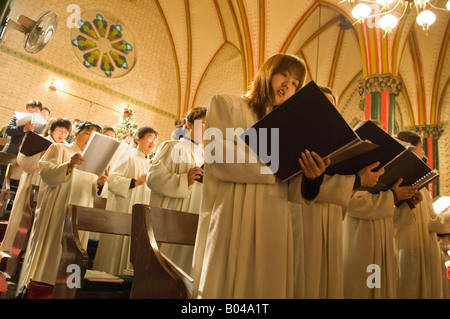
[0,163,23,220]
[0,185,38,298]
[130,204,199,299]
[52,205,132,299]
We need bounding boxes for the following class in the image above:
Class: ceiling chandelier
[340,0,450,34]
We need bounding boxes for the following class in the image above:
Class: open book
[15,111,47,127]
[76,132,121,176]
[241,81,379,182]
[19,131,53,156]
[84,270,124,283]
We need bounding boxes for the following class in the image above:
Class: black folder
[326,120,407,175]
[19,131,53,156]
[240,81,379,182]
[195,164,204,183]
[363,148,439,193]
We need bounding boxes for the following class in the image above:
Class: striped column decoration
[359,74,402,134]
[412,125,444,198]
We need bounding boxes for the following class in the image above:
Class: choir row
[0,53,449,299]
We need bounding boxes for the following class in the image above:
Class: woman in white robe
[93,126,157,275]
[17,122,109,296]
[343,180,418,299]
[146,107,207,275]
[0,118,71,254]
[191,54,330,299]
[395,130,450,299]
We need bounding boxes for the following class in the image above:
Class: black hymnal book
[195,164,204,183]
[19,131,53,156]
[363,148,439,194]
[326,120,407,175]
[240,81,379,182]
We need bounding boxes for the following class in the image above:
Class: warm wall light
[49,78,65,91]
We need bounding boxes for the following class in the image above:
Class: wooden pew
[52,205,132,299]
[130,204,199,299]
[0,163,23,220]
[0,152,18,192]
[0,185,38,298]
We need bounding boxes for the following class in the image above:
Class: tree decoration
[114,106,138,145]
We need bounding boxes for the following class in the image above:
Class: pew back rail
[52,204,132,299]
[130,204,198,299]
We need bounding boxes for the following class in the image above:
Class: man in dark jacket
[3,100,46,155]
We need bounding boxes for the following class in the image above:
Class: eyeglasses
[54,127,69,136]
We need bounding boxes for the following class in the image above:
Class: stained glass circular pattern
[71,10,137,78]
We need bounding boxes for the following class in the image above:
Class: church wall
[0,0,180,143]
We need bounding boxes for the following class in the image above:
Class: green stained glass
[94,18,108,38]
[109,51,128,68]
[111,40,132,54]
[73,35,97,51]
[83,49,100,67]
[101,53,114,76]
[108,25,122,41]
[80,21,98,40]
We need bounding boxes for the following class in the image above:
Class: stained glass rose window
[71,10,136,78]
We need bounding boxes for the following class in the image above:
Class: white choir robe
[146,137,203,275]
[93,149,151,275]
[342,190,414,299]
[0,135,56,253]
[290,173,355,299]
[17,142,105,290]
[395,188,450,299]
[191,94,312,299]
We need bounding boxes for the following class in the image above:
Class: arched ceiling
[155,0,449,126]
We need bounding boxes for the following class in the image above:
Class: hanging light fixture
[379,13,398,33]
[416,9,436,30]
[343,0,449,33]
[352,3,372,22]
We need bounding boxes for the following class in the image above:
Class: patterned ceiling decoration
[150,0,448,128]
[71,9,136,78]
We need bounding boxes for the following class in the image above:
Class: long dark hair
[243,53,306,120]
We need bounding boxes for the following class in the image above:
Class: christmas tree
[114,106,138,146]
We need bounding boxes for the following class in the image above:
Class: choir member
[17,121,109,298]
[146,107,206,275]
[191,53,328,299]
[395,130,450,298]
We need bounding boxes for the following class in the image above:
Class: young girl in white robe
[191,54,331,299]
[395,130,450,298]
[17,122,109,298]
[92,126,157,275]
[146,107,207,275]
[0,118,71,254]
